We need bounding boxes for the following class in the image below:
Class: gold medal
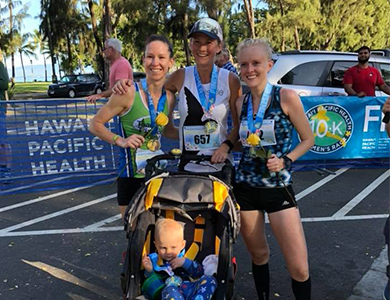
[147,139,161,152]
[204,120,218,134]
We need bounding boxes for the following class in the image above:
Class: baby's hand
[170,257,185,269]
[142,255,153,272]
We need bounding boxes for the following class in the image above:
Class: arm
[382,97,390,137]
[344,83,366,97]
[162,90,179,140]
[89,86,145,149]
[343,69,366,97]
[378,83,390,96]
[0,62,9,92]
[142,255,154,275]
[171,257,203,278]
[211,72,242,163]
[86,89,113,103]
[267,89,314,172]
[164,68,185,95]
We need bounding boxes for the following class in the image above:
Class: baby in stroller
[142,218,217,300]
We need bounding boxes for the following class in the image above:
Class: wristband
[222,139,234,153]
[112,135,120,145]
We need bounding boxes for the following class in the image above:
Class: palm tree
[0,0,30,79]
[16,32,37,82]
[32,29,49,81]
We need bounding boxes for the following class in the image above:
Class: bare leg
[240,210,270,299]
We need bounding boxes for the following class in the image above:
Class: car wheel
[95,87,103,94]
[68,89,76,98]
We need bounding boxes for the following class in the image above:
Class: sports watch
[282,155,293,169]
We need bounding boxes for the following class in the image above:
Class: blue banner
[294,96,390,160]
[0,99,120,193]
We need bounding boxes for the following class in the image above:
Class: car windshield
[59,75,76,83]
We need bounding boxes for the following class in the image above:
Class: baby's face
[155,230,185,262]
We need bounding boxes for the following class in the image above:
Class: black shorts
[117,177,144,206]
[233,183,297,213]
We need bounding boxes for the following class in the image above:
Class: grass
[13,82,51,94]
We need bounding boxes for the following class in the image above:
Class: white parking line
[83,214,122,230]
[0,226,123,237]
[0,193,116,234]
[332,169,390,218]
[295,167,349,201]
[1,214,388,237]
[0,178,114,213]
[301,214,389,223]
[0,175,73,194]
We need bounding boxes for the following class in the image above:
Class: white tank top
[178,66,232,172]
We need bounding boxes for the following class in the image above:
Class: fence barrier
[0,96,388,195]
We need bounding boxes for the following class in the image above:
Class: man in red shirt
[343,46,390,97]
[87,38,133,103]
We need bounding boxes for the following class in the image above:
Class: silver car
[267,50,390,97]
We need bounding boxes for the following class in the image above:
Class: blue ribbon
[247,82,273,134]
[149,249,186,276]
[193,65,218,117]
[141,79,167,135]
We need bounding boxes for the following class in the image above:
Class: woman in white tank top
[165,17,241,172]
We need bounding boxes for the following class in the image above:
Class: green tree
[16,32,37,82]
[32,29,49,81]
[0,0,30,79]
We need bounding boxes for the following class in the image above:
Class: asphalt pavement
[0,167,389,300]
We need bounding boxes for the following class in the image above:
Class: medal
[141,79,167,136]
[194,65,218,123]
[147,139,161,152]
[246,83,273,146]
[204,120,218,134]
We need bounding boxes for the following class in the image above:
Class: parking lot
[0,166,389,300]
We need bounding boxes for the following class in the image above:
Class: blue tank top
[235,86,294,188]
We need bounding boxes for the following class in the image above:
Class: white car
[267,50,390,97]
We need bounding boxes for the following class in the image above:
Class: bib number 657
[194,134,210,144]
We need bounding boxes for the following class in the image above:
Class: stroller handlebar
[145,153,234,184]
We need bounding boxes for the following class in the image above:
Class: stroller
[121,153,240,300]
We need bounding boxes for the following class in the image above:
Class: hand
[170,257,185,269]
[357,91,366,98]
[211,143,229,164]
[115,134,145,149]
[112,79,133,95]
[86,94,102,104]
[142,255,153,273]
[266,154,284,172]
[382,97,390,113]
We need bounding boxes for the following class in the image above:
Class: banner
[294,96,390,160]
[0,100,119,191]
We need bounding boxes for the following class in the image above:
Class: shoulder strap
[239,93,251,121]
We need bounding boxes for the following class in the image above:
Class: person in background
[87,38,133,103]
[215,47,238,76]
[343,46,390,97]
[0,60,12,180]
[234,38,314,300]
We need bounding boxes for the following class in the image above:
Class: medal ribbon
[194,65,218,117]
[247,82,273,134]
[141,79,167,135]
[149,249,185,276]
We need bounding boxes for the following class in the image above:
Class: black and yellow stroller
[120,153,240,300]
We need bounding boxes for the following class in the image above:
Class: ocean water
[5,64,94,82]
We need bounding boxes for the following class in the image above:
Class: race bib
[183,125,220,151]
[135,149,165,174]
[239,119,277,147]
